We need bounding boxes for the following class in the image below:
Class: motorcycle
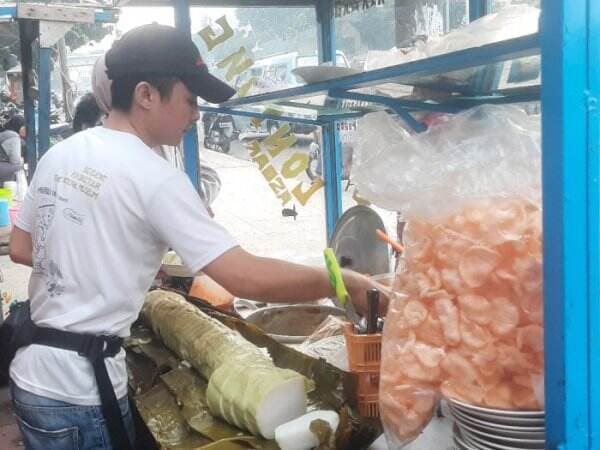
[202,113,238,154]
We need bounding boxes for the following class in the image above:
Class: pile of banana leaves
[126,289,382,449]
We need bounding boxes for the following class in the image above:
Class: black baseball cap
[105,24,236,104]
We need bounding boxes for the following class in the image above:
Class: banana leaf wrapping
[142,290,307,438]
[128,289,381,449]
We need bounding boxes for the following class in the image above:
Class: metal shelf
[205,32,540,127]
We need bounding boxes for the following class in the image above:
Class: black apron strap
[33,328,133,450]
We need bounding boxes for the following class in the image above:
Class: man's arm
[203,246,385,315]
[9,225,32,267]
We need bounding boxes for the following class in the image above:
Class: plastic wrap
[363,5,539,96]
[297,315,349,371]
[373,107,543,449]
[353,105,541,218]
[364,5,539,71]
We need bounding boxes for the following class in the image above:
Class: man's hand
[343,269,390,317]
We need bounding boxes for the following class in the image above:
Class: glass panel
[191,7,318,97]
[187,7,326,261]
[334,0,468,71]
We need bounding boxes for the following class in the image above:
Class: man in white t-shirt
[8,24,378,450]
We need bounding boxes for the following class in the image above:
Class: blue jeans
[10,381,135,450]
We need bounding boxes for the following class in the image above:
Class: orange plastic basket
[356,371,379,396]
[358,393,380,418]
[343,323,382,372]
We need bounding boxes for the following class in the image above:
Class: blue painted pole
[541,0,592,448]
[587,1,600,447]
[18,20,37,179]
[316,0,342,240]
[37,47,52,157]
[469,0,487,22]
[321,121,342,241]
[174,0,201,193]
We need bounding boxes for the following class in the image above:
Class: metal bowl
[245,304,346,344]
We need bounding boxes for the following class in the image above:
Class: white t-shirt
[10,127,237,405]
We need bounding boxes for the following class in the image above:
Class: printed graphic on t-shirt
[33,204,56,275]
[54,167,107,200]
[62,208,85,225]
[47,260,65,297]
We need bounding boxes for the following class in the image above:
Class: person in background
[92,53,221,210]
[72,93,103,134]
[0,116,24,185]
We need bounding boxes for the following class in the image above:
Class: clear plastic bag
[297,315,349,371]
[370,106,543,449]
[353,105,541,218]
[365,5,539,70]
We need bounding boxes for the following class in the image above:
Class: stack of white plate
[447,398,545,450]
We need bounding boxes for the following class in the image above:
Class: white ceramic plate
[291,65,361,84]
[457,422,545,449]
[450,405,546,438]
[454,425,489,450]
[454,434,478,450]
[448,398,544,418]
[450,403,545,427]
[461,430,544,450]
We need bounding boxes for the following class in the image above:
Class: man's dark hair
[110,75,179,112]
[73,93,102,133]
[2,114,24,134]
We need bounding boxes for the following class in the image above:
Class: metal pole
[316,0,342,240]
[174,0,201,193]
[468,0,486,22]
[38,47,51,157]
[321,121,342,241]
[18,19,38,179]
[541,0,596,448]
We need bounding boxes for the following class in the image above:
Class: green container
[0,188,12,206]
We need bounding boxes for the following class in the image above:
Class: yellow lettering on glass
[247,140,261,158]
[198,16,234,51]
[217,47,254,82]
[292,178,325,206]
[252,153,270,171]
[263,124,297,158]
[281,152,309,179]
[237,77,258,98]
[262,165,278,182]
[277,190,292,205]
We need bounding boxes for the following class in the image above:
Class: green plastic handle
[324,248,349,306]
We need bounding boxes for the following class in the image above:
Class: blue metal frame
[221,33,539,108]
[589,3,600,448]
[19,19,37,178]
[37,48,52,157]
[329,90,427,133]
[541,0,596,448]
[0,6,117,22]
[469,0,487,22]
[321,121,342,241]
[174,0,202,192]
[315,0,343,240]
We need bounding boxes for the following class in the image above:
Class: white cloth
[10,127,237,405]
